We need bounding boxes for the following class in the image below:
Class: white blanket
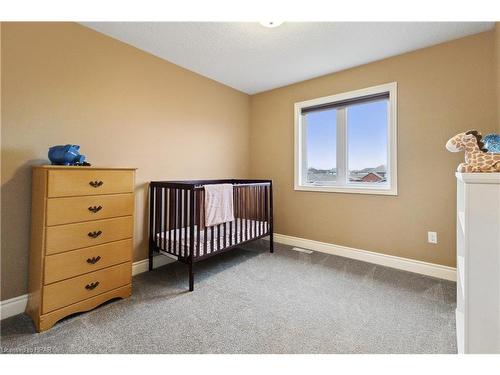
[204,184,234,227]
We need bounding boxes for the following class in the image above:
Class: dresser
[455,172,500,353]
[26,166,136,332]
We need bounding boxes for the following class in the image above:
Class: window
[294,82,397,195]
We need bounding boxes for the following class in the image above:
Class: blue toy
[48,144,87,165]
[483,134,500,153]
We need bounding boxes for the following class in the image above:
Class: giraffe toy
[446,130,500,172]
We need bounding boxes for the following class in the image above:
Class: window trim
[294,82,398,196]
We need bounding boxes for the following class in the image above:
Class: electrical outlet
[427,231,438,244]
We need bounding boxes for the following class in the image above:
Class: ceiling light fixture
[259,21,283,28]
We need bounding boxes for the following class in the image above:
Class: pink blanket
[204,184,235,227]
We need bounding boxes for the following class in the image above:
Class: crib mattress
[155,218,269,257]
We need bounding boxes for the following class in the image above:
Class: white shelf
[456,309,464,354]
[456,172,500,184]
[455,173,500,353]
[458,211,465,235]
[457,255,465,301]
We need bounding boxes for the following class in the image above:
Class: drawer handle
[86,256,101,264]
[87,230,102,238]
[89,180,104,188]
[85,281,100,290]
[88,205,103,213]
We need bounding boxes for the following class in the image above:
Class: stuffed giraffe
[446,130,500,172]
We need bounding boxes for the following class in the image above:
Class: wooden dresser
[26,166,136,332]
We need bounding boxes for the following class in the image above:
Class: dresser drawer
[46,216,133,255]
[47,169,134,197]
[42,262,131,314]
[46,193,134,226]
[44,239,132,284]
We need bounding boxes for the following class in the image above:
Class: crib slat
[204,219,208,257]
[262,185,265,234]
[179,189,186,257]
[255,186,259,237]
[197,190,201,258]
[236,186,240,244]
[261,186,265,235]
[217,224,221,251]
[161,188,168,251]
[256,186,259,236]
[245,187,249,241]
[229,193,233,247]
[184,189,188,258]
[211,224,214,254]
[189,189,195,261]
[245,187,248,241]
[149,186,155,249]
[177,189,182,256]
[223,222,227,249]
[249,187,253,239]
[252,186,257,238]
[235,186,239,244]
[149,186,153,244]
[155,187,161,248]
[240,186,244,243]
[160,188,164,250]
[172,188,176,255]
[240,186,244,242]
[204,191,208,256]
[166,188,171,254]
[264,185,269,234]
[152,186,157,247]
[248,187,252,240]
[257,186,262,236]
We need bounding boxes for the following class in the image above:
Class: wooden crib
[149,179,273,291]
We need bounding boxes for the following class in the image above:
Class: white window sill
[294,184,398,196]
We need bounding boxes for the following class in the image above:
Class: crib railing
[149,179,273,291]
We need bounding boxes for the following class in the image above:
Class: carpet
[0,240,456,354]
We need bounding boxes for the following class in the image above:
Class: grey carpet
[0,241,457,354]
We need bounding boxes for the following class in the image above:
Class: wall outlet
[427,231,438,244]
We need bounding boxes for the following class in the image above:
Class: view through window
[296,83,397,195]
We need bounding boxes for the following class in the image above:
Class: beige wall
[1,23,498,302]
[249,31,497,268]
[1,22,250,300]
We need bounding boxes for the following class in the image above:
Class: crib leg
[148,247,154,271]
[270,233,274,253]
[188,262,194,292]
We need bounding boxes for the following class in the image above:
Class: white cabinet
[455,172,500,353]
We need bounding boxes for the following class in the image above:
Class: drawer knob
[88,205,103,213]
[87,230,102,238]
[85,281,99,290]
[86,256,101,264]
[89,180,104,188]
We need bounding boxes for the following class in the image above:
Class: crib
[149,179,273,291]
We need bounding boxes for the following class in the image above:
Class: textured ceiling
[81,22,494,94]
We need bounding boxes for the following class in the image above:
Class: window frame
[294,82,398,196]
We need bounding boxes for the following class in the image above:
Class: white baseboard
[268,233,457,282]
[131,254,176,276]
[0,294,29,321]
[1,255,176,321]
